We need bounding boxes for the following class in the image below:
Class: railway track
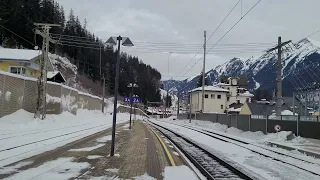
[156,120,320,177]
[147,120,257,180]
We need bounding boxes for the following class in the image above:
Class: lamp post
[127,83,138,129]
[106,36,134,156]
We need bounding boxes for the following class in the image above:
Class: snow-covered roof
[238,91,254,97]
[217,82,230,86]
[47,71,59,79]
[0,48,42,61]
[228,107,242,112]
[189,86,229,93]
[47,71,66,83]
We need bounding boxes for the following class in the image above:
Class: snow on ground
[0,109,130,167]
[172,151,179,156]
[152,119,320,180]
[0,161,33,174]
[96,135,112,143]
[163,165,198,180]
[5,157,90,180]
[133,173,156,180]
[69,144,104,152]
[168,118,310,144]
[105,168,119,173]
[86,155,103,160]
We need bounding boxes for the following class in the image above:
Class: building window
[217,95,221,99]
[10,67,26,75]
[221,105,223,109]
[227,97,230,101]
[227,87,230,90]
[205,94,208,98]
[237,100,240,104]
[211,94,215,99]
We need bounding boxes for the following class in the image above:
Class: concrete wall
[177,113,320,140]
[0,72,107,117]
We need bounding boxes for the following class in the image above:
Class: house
[228,102,244,114]
[217,77,254,107]
[240,97,307,117]
[0,48,54,78]
[189,86,229,113]
[47,71,66,83]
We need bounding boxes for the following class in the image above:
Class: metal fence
[178,113,320,140]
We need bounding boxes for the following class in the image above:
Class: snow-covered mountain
[163,38,320,98]
[159,88,178,108]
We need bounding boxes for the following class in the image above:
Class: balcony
[24,62,40,70]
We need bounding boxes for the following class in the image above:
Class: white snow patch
[96,135,112,143]
[105,168,119,173]
[163,165,198,180]
[5,91,11,101]
[0,161,33,174]
[0,108,130,167]
[69,144,104,152]
[87,155,103,160]
[5,158,90,180]
[172,152,179,156]
[46,94,61,103]
[133,173,156,180]
[107,154,120,157]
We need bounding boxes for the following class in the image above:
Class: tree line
[0,0,162,105]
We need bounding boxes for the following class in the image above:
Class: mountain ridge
[163,38,320,98]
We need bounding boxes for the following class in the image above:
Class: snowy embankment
[0,109,141,167]
[150,119,320,180]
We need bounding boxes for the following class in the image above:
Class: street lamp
[106,36,134,156]
[127,83,138,129]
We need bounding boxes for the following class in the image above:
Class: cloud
[56,0,320,80]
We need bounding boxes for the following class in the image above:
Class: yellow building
[0,48,54,78]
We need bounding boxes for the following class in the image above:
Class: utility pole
[166,52,172,118]
[177,89,180,116]
[201,31,206,113]
[267,36,291,117]
[99,44,102,77]
[102,74,105,113]
[189,93,192,123]
[34,23,60,120]
[305,92,308,120]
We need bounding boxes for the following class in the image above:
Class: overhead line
[177,0,262,90]
[0,24,35,46]
[175,0,241,79]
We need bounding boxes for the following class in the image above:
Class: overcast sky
[56,0,320,80]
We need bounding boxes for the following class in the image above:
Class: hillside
[163,38,320,98]
[49,53,102,95]
[0,0,162,105]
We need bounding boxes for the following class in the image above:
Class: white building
[189,77,254,114]
[189,86,229,113]
[217,77,253,107]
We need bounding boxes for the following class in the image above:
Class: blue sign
[124,97,140,103]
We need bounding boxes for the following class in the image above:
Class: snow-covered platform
[268,138,320,159]
[0,119,194,180]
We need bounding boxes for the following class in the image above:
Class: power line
[206,0,263,55]
[175,0,241,79]
[0,24,35,46]
[177,0,262,85]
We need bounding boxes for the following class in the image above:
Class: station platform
[0,121,194,180]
